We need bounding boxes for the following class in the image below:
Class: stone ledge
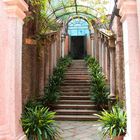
[3,0,28,20]
[117,0,137,22]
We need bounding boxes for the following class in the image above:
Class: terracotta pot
[113,136,124,140]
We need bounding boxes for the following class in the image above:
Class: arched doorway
[67,18,90,59]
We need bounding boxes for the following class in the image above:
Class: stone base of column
[18,134,27,140]
[0,128,26,140]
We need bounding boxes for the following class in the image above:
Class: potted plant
[21,106,60,140]
[96,105,126,140]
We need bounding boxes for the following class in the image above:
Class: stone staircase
[55,60,98,121]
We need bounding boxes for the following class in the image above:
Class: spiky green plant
[96,106,126,139]
[85,56,109,110]
[21,106,60,140]
[44,56,72,107]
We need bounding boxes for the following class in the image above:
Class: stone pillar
[95,33,100,60]
[117,1,140,139]
[101,37,105,72]
[38,42,45,96]
[107,43,110,84]
[0,0,28,139]
[61,34,66,58]
[87,36,91,55]
[90,33,94,57]
[104,39,108,79]
[115,16,124,100]
[44,41,50,85]
[51,43,54,72]
[94,31,98,58]
[109,37,116,97]
[99,35,102,66]
[54,41,57,67]
[65,35,69,56]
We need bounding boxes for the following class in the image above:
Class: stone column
[109,37,116,97]
[90,33,94,57]
[38,42,45,96]
[117,1,140,139]
[65,35,69,56]
[94,31,98,58]
[51,43,54,72]
[44,41,50,85]
[115,16,124,100]
[95,33,100,60]
[54,41,57,67]
[99,35,102,66]
[61,34,66,58]
[104,39,108,79]
[0,0,28,139]
[101,37,105,72]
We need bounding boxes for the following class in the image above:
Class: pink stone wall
[22,33,61,104]
[117,0,140,139]
[0,0,28,139]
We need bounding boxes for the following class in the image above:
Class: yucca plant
[21,106,60,140]
[96,105,126,139]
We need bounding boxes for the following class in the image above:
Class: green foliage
[44,57,72,107]
[96,105,126,138]
[85,56,109,110]
[26,0,61,36]
[21,106,61,140]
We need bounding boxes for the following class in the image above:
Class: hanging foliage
[25,0,61,37]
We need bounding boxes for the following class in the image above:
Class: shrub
[96,105,126,139]
[85,56,109,110]
[44,56,72,108]
[21,106,60,140]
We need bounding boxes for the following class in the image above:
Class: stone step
[67,70,88,72]
[55,109,97,115]
[64,75,90,80]
[60,92,90,96]
[61,83,90,86]
[61,84,90,86]
[54,60,99,121]
[65,74,89,76]
[60,96,90,100]
[63,80,90,82]
[58,100,93,105]
[60,86,90,91]
[60,89,90,92]
[55,104,96,110]
[64,76,90,80]
[55,115,98,121]
[61,85,90,87]
[67,68,88,70]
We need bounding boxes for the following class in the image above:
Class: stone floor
[57,121,108,140]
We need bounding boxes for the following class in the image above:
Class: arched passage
[67,18,90,59]
[1,0,140,140]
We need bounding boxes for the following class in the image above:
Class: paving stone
[57,121,109,140]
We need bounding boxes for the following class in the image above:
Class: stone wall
[22,33,61,105]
